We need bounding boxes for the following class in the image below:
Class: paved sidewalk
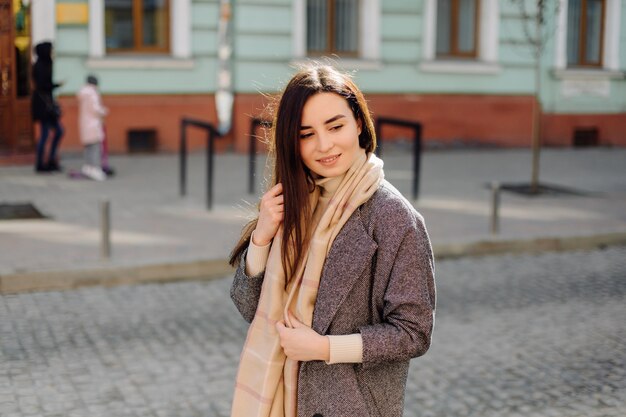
[1,147,626,292]
[1,247,624,416]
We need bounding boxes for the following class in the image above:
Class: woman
[31,41,64,172]
[230,65,435,417]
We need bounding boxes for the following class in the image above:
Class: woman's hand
[253,183,284,246]
[276,312,329,362]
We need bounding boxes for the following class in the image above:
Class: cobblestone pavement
[1,247,625,417]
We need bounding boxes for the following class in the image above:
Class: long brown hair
[229,65,377,281]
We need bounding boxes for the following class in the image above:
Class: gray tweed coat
[231,180,436,417]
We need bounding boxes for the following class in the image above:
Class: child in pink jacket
[76,75,108,181]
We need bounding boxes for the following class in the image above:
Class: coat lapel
[312,209,378,335]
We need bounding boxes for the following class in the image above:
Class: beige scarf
[231,152,384,417]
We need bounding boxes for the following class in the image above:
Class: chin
[315,164,349,178]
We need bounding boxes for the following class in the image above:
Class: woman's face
[299,92,362,178]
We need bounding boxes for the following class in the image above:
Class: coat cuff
[244,231,271,277]
[325,334,363,364]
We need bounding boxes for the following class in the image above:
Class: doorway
[0,0,33,154]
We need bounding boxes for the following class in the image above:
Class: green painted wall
[53,0,625,114]
[232,1,292,92]
[539,1,626,114]
[55,0,219,95]
[232,0,548,95]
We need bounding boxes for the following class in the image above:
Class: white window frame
[553,0,624,79]
[87,0,193,69]
[292,0,381,70]
[421,0,500,74]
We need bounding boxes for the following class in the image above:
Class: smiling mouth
[317,154,341,164]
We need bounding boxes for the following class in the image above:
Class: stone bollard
[101,200,111,259]
[490,182,500,235]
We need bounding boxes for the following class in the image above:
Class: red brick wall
[231,93,538,151]
[54,93,625,154]
[368,94,536,147]
[57,94,224,153]
[542,113,626,147]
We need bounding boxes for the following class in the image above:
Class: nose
[316,131,333,153]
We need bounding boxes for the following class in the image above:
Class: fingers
[260,187,284,212]
[287,311,304,328]
[255,183,285,246]
[275,320,286,333]
[276,321,291,356]
[276,314,322,362]
[266,185,284,210]
[264,195,284,214]
[261,199,283,218]
[267,182,283,197]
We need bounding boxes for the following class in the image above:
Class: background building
[1,0,624,157]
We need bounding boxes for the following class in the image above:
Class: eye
[329,124,343,131]
[300,132,314,139]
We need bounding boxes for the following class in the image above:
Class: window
[566,0,605,67]
[307,0,359,55]
[422,0,499,73]
[436,0,480,58]
[105,0,169,53]
[554,0,620,73]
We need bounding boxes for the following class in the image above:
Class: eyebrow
[300,114,346,130]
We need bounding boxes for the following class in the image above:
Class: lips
[317,154,341,164]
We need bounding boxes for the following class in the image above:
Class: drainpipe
[216,0,234,136]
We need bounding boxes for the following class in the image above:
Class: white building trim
[88,0,191,59]
[479,0,499,63]
[360,0,380,61]
[292,0,380,62]
[555,0,568,69]
[89,0,105,58]
[554,0,622,73]
[171,0,191,59]
[422,0,436,61]
[293,0,307,58]
[420,60,501,75]
[603,0,621,71]
[421,0,500,74]
[31,0,55,47]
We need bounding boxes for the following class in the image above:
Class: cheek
[299,141,314,167]
[342,125,361,149]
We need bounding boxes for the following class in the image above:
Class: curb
[0,259,233,295]
[2,232,626,295]
[433,232,626,259]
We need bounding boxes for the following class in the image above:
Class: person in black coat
[31,41,64,172]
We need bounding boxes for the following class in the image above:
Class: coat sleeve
[230,249,265,323]
[89,90,108,117]
[359,210,436,369]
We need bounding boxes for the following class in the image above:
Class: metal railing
[248,118,272,194]
[375,117,423,200]
[179,118,221,210]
